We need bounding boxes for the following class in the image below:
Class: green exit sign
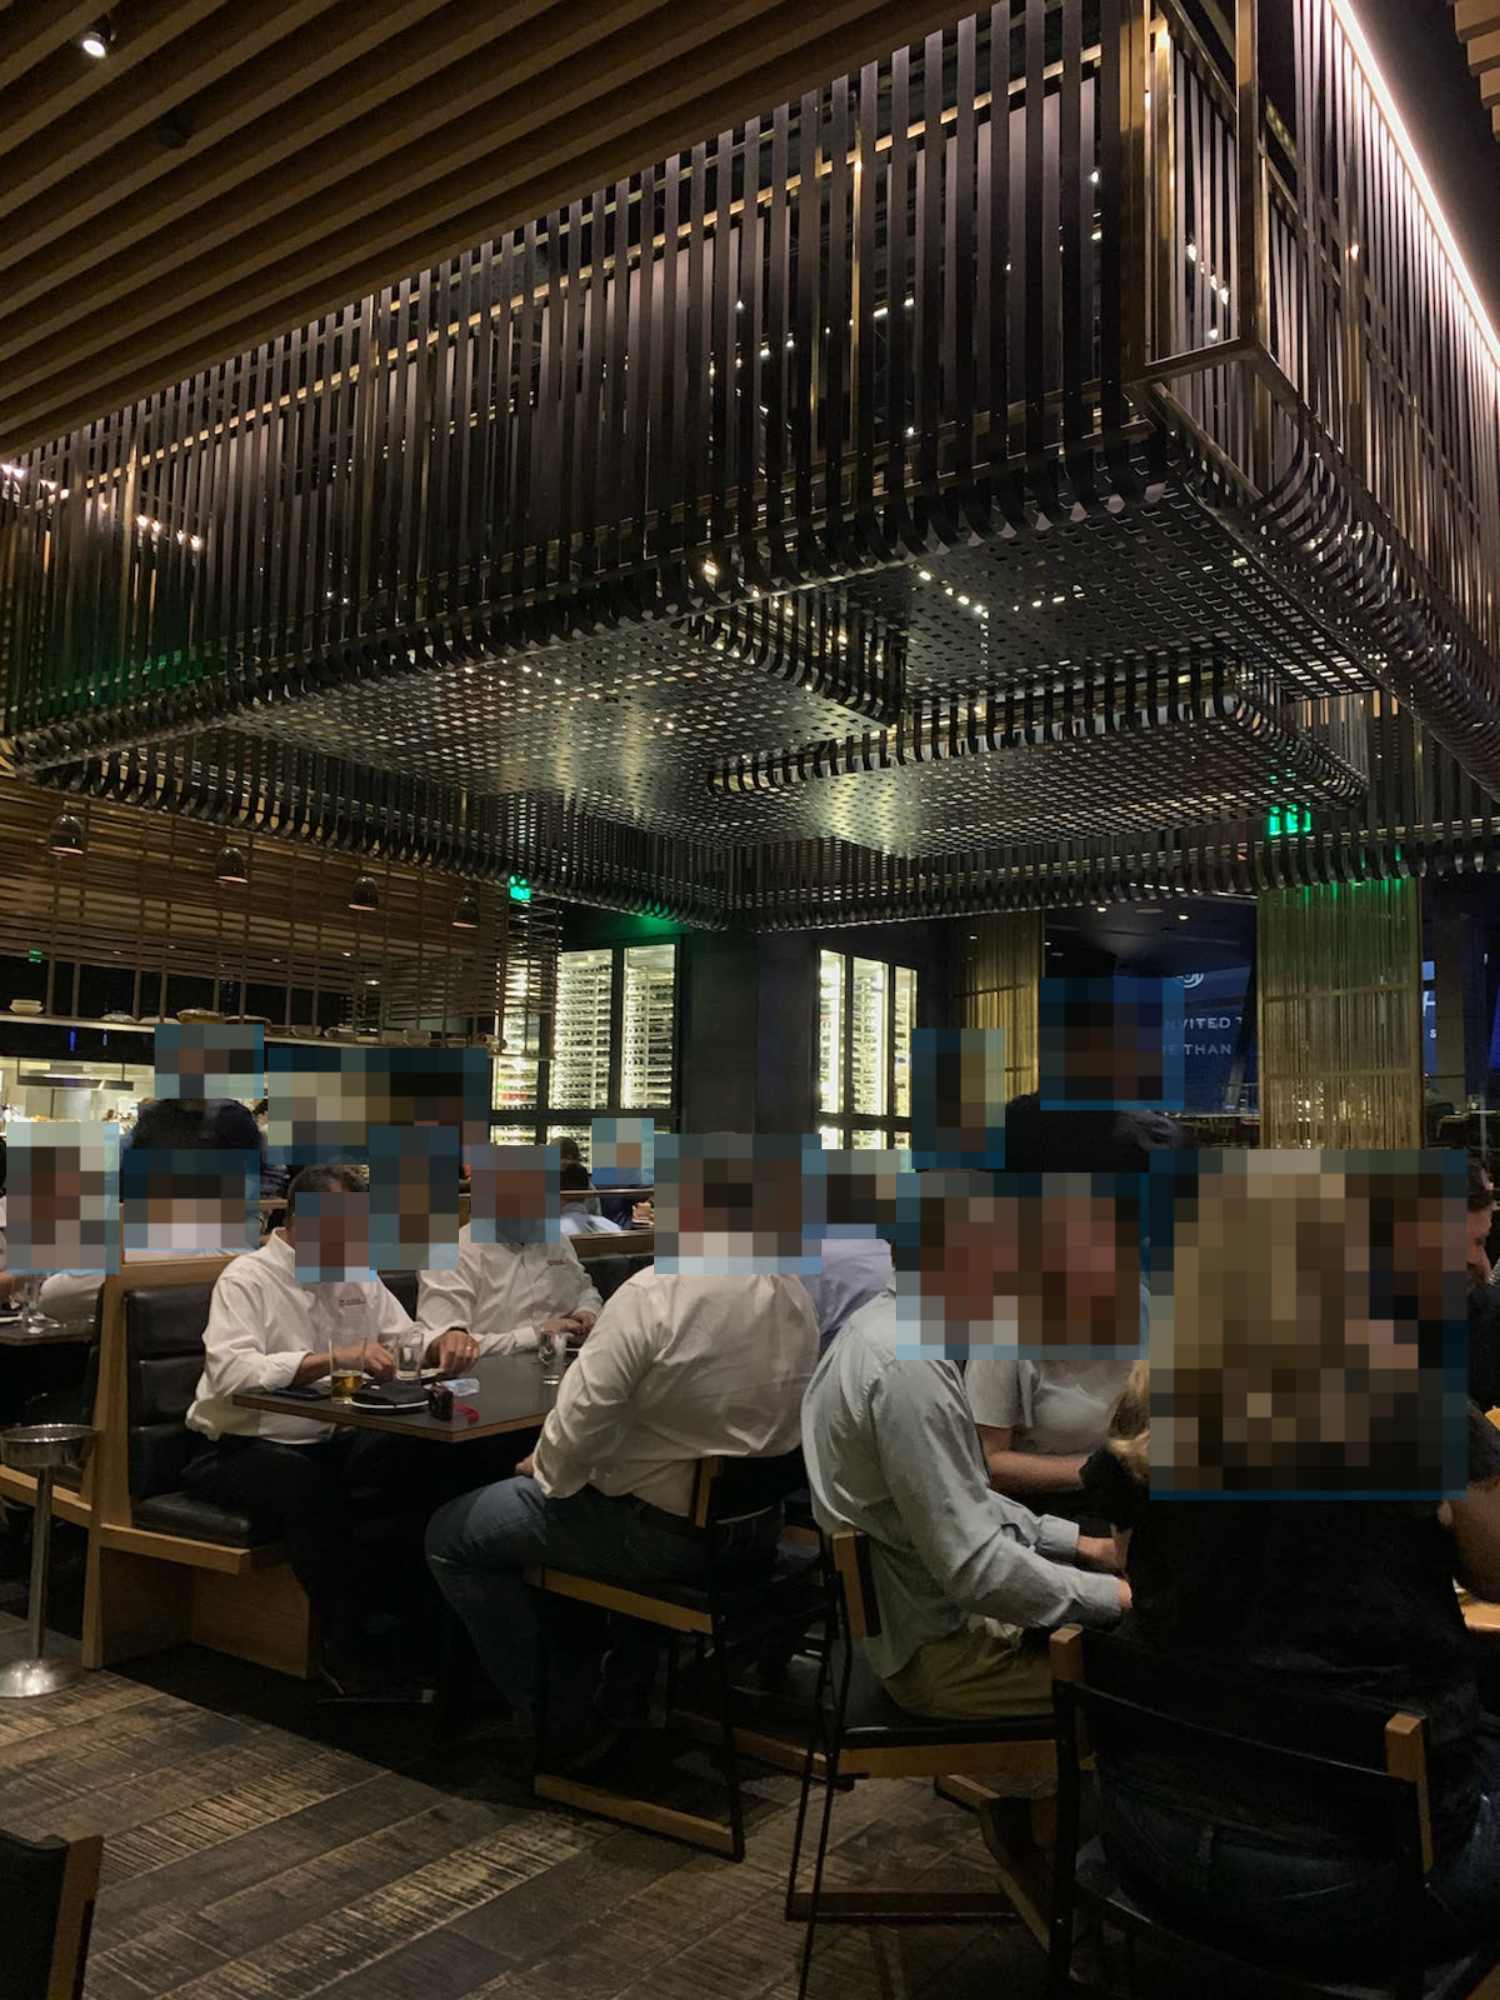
[27,948,43,964]
[508,875,532,904]
[1267,806,1313,838]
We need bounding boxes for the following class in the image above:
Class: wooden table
[0,1316,94,1347]
[233,1350,558,1443]
[1461,1594,1500,1637]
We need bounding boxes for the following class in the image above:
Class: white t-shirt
[965,1357,1133,1457]
[187,1229,413,1444]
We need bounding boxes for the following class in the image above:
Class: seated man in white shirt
[417,1157,602,1356]
[802,1170,1128,1726]
[184,1162,433,1696]
[426,1265,818,1753]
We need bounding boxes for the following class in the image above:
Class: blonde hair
[1105,1359,1151,1486]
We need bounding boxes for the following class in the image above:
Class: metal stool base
[0,1656,84,1699]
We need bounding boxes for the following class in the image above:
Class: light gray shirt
[801,1288,1123,1681]
[966,1357,1133,1456]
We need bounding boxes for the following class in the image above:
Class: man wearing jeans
[425,1267,818,1757]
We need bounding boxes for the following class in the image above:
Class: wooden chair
[1048,1625,1500,2000]
[527,1449,824,1858]
[786,1530,1058,1998]
[0,1826,102,2000]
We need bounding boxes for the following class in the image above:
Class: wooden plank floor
[0,1609,1048,2000]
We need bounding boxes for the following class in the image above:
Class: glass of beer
[329,1344,364,1401]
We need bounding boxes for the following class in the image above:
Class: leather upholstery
[123,1282,267,1547]
[588,1251,654,1302]
[133,1490,265,1545]
[380,1270,419,1317]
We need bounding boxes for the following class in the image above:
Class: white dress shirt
[533,1270,819,1517]
[417,1226,602,1356]
[187,1229,413,1445]
[40,1246,236,1334]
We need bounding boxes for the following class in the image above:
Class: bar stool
[0,1424,95,1699]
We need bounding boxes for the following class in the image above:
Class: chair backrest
[828,1530,883,1641]
[1050,1626,1434,1994]
[379,1270,419,1318]
[122,1284,217,1500]
[0,1826,102,2000]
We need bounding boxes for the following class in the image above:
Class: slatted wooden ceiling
[1454,0,1500,136]
[0,0,964,456]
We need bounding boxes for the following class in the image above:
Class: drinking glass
[396,1330,425,1382]
[536,1321,566,1386]
[328,1343,364,1401]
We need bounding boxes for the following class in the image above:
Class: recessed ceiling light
[79,18,113,57]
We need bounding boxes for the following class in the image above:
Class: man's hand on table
[425,1327,480,1374]
[564,1310,595,1339]
[332,1340,395,1382]
[0,1274,27,1307]
[514,1454,535,1478]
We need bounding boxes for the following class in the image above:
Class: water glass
[396,1330,425,1382]
[536,1322,566,1385]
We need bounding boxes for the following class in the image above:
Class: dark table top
[0,1315,92,1347]
[233,1349,560,1442]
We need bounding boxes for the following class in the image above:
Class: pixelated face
[154,1023,263,1102]
[263,1046,490,1163]
[1039,977,1185,1112]
[592,1116,655,1183]
[911,1029,1006,1167]
[121,1150,258,1254]
[8,1124,120,1274]
[467,1144,559,1245]
[816,1150,904,1236]
[369,1126,462,1270]
[917,1185,1137,1348]
[652,1136,813,1272]
[1148,1150,1466,1497]
[290,1190,373,1281]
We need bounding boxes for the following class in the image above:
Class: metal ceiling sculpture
[3,0,1499,927]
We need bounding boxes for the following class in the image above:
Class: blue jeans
[1097,1718,1500,1969]
[424,1478,707,1718]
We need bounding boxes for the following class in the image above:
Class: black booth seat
[121,1261,652,1549]
[123,1284,273,1548]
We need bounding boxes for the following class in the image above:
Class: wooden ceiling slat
[0,0,963,448]
[0,0,108,94]
[1455,1,1500,42]
[0,0,340,204]
[0,0,651,340]
[0,0,226,153]
[0,0,960,455]
[1467,26,1500,71]
[0,0,493,243]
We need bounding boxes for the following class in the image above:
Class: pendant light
[215,843,248,884]
[348,873,380,913]
[452,888,481,930]
[47,812,85,856]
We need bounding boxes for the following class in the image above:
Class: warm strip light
[1330,0,1500,372]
